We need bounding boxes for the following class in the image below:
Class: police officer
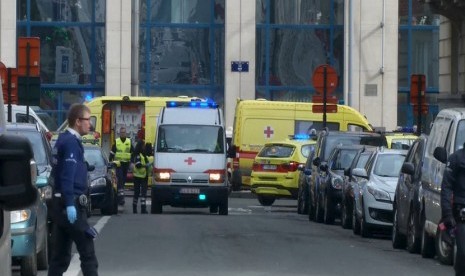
[441,144,465,276]
[48,104,98,276]
[132,140,149,214]
[110,126,133,205]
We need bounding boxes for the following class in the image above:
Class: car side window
[330,150,341,170]
[412,140,423,178]
[444,118,454,154]
[454,119,465,152]
[427,117,447,155]
[16,113,37,124]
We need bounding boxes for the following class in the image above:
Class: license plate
[180,188,200,194]
[263,164,277,170]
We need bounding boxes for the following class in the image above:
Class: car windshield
[84,148,106,167]
[258,144,295,158]
[324,135,385,160]
[373,154,406,177]
[390,139,413,150]
[8,130,47,165]
[157,125,224,153]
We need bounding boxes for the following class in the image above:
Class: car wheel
[315,194,324,223]
[150,195,163,214]
[37,227,48,271]
[435,225,454,265]
[297,187,303,214]
[323,195,334,225]
[101,189,115,215]
[420,215,435,258]
[341,200,352,229]
[257,195,275,206]
[392,208,406,249]
[406,209,421,253]
[360,206,371,238]
[21,251,38,276]
[219,197,228,215]
[352,200,361,235]
[308,192,315,221]
[209,205,219,214]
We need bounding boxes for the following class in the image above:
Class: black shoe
[133,205,137,214]
[141,206,147,214]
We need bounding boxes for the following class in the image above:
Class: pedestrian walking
[132,140,149,214]
[110,126,133,206]
[48,103,98,276]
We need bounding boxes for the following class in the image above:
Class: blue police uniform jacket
[53,130,88,207]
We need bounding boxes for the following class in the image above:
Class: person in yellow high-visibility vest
[131,140,150,214]
[110,127,133,206]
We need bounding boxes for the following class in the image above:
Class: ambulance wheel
[258,195,275,206]
[150,196,162,214]
[219,198,228,215]
[209,205,219,214]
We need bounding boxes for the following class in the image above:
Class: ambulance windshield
[157,125,224,153]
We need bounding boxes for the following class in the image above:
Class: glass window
[355,153,371,169]
[258,144,295,158]
[373,154,406,177]
[411,30,439,89]
[18,26,105,85]
[84,148,106,167]
[257,0,344,25]
[455,120,465,152]
[157,125,224,153]
[18,0,105,22]
[301,144,315,158]
[399,0,440,26]
[9,130,47,165]
[295,120,339,133]
[15,113,37,124]
[148,0,212,23]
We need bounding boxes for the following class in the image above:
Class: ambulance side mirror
[0,134,38,211]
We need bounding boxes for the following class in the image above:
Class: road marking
[64,216,111,276]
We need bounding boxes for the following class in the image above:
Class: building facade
[0,0,453,132]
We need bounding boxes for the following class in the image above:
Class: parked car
[297,151,314,215]
[308,130,387,222]
[352,148,407,237]
[419,107,465,265]
[251,136,316,206]
[392,135,427,253]
[7,123,53,275]
[340,146,377,230]
[384,132,418,150]
[84,143,118,215]
[316,145,362,224]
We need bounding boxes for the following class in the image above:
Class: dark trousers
[116,162,129,203]
[133,176,148,211]
[48,206,98,276]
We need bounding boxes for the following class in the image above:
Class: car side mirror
[0,134,38,211]
[433,147,447,164]
[86,162,95,172]
[401,162,415,175]
[319,163,328,172]
[352,168,368,179]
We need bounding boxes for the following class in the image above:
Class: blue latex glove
[66,206,77,224]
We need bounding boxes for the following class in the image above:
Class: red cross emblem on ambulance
[184,157,196,165]
[264,126,274,139]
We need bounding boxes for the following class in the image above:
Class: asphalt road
[17,194,453,276]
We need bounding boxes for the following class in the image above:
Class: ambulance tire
[219,197,228,215]
[258,195,275,206]
[151,196,163,214]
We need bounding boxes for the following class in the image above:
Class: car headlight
[90,177,107,187]
[367,184,391,202]
[10,210,31,223]
[331,177,343,189]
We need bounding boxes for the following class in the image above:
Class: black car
[392,135,427,253]
[340,146,376,230]
[84,144,118,215]
[316,145,362,224]
[308,130,387,222]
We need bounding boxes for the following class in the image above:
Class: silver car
[352,148,407,237]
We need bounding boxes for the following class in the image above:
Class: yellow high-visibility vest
[115,138,131,162]
[133,153,147,178]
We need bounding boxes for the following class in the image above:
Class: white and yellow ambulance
[229,99,373,190]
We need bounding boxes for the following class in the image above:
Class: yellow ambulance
[229,99,373,190]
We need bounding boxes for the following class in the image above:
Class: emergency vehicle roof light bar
[166,101,219,108]
[289,134,311,140]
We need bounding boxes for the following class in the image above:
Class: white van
[3,104,50,133]
[151,99,229,215]
[420,107,465,263]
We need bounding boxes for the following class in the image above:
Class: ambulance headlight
[154,168,174,182]
[205,170,225,184]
